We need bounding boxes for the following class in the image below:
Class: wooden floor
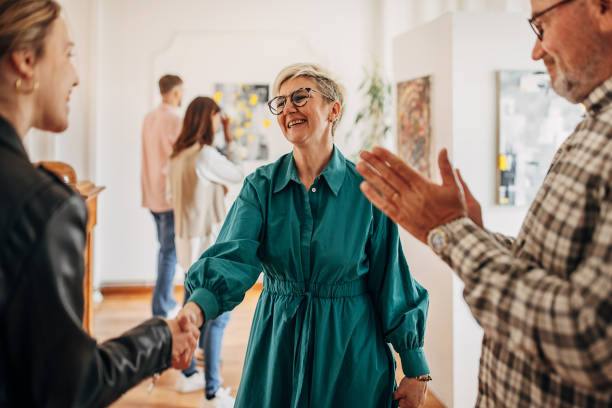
[94,287,445,407]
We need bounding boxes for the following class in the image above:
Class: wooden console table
[37,161,105,334]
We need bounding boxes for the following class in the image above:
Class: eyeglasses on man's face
[267,87,331,115]
[528,0,575,41]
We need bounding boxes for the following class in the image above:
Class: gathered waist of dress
[262,276,368,298]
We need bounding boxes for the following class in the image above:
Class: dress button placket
[300,185,313,282]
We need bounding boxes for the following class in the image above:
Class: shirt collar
[0,115,28,160]
[582,76,612,117]
[319,146,346,196]
[272,154,301,194]
[273,145,346,196]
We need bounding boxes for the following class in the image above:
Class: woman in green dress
[178,63,431,408]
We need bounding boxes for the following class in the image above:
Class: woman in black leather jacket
[0,1,199,406]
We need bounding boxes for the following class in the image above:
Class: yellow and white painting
[214,83,271,160]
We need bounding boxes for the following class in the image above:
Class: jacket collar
[273,145,346,196]
[0,116,28,160]
[582,76,612,117]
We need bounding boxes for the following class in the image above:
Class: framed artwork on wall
[496,70,583,206]
[213,83,271,160]
[397,76,432,178]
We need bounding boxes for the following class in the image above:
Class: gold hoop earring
[15,78,39,92]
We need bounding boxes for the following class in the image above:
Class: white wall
[393,12,542,407]
[93,0,382,285]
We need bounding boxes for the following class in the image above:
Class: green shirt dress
[186,146,430,408]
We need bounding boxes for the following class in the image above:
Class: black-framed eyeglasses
[267,87,332,115]
[528,0,575,41]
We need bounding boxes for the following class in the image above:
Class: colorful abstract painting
[397,76,432,177]
[496,71,583,206]
[213,83,271,160]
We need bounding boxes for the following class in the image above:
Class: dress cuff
[187,287,219,323]
[399,347,430,378]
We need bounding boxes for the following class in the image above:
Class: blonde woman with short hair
[178,63,431,408]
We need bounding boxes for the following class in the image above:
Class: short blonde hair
[272,63,345,135]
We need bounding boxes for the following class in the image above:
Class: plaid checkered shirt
[438,77,612,407]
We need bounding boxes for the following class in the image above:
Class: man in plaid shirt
[356,0,612,406]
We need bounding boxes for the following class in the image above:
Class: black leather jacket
[0,116,173,407]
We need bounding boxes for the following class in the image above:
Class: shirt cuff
[187,287,219,323]
[399,347,430,378]
[437,217,479,261]
[437,216,509,284]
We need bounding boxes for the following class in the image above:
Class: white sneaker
[167,304,181,319]
[175,370,205,393]
[199,387,235,408]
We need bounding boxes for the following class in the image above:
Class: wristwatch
[417,374,433,382]
[427,227,448,254]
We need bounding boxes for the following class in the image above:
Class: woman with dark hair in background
[168,96,243,407]
[0,1,198,406]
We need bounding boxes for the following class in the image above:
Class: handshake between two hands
[163,302,205,369]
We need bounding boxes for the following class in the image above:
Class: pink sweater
[141,103,182,212]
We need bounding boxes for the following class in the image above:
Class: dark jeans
[183,287,231,395]
[150,210,177,317]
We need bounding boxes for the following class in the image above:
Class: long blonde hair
[0,0,61,58]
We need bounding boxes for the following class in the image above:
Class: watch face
[432,233,445,249]
[428,229,447,252]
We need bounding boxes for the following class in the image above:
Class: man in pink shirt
[141,74,183,318]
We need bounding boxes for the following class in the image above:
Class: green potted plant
[346,63,392,158]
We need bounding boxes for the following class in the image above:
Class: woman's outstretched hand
[163,317,200,369]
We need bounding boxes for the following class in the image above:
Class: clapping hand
[393,376,428,408]
[357,147,469,243]
[164,317,200,369]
